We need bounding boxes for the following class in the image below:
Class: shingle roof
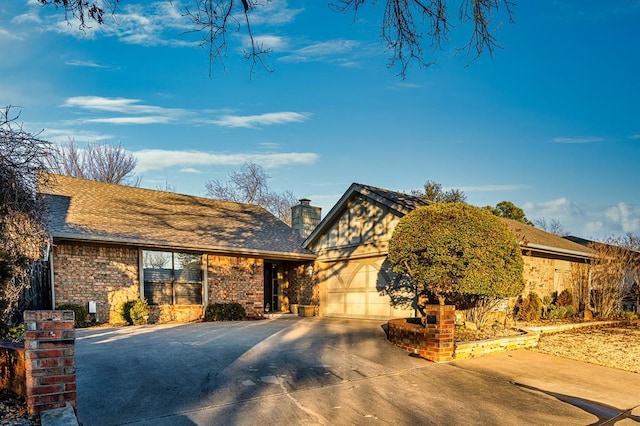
[40,174,315,260]
[305,182,593,259]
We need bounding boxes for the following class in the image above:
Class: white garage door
[324,259,412,320]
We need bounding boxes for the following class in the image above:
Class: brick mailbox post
[23,310,76,416]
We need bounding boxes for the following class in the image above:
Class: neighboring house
[40,174,316,323]
[302,183,594,320]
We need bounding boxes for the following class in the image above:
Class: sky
[1,0,639,240]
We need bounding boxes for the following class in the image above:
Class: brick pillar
[423,304,455,362]
[23,310,76,416]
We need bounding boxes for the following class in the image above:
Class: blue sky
[1,1,639,240]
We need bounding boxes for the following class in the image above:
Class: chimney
[291,198,321,239]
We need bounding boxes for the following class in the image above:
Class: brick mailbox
[23,310,76,416]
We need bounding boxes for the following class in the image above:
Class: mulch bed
[0,389,38,426]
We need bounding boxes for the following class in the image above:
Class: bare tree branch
[47,140,140,186]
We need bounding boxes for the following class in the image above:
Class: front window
[142,251,203,305]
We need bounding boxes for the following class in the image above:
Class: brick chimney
[291,199,321,239]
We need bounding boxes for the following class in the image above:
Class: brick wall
[53,243,139,323]
[0,343,26,396]
[207,256,264,316]
[24,310,76,416]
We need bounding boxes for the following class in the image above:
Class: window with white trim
[142,251,203,305]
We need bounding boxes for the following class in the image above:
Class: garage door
[324,259,413,320]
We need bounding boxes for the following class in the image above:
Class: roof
[40,174,315,260]
[305,182,593,259]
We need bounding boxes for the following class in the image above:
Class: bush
[1,324,25,343]
[555,289,573,307]
[517,292,542,321]
[548,305,576,320]
[57,303,88,326]
[121,299,150,325]
[614,310,639,321]
[204,303,246,321]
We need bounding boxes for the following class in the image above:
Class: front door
[264,262,279,312]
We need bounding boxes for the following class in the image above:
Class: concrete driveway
[75,316,640,425]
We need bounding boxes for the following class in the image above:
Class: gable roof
[305,182,593,259]
[40,174,315,260]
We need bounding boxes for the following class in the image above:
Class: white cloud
[84,116,174,125]
[246,34,289,51]
[552,136,604,144]
[66,60,109,68]
[0,27,23,40]
[134,149,318,172]
[605,202,640,233]
[180,168,202,174]
[212,112,310,128]
[279,39,361,64]
[523,197,584,218]
[62,96,190,124]
[250,0,303,25]
[629,134,640,140]
[40,128,114,143]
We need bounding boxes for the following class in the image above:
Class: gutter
[51,233,317,261]
[522,242,593,260]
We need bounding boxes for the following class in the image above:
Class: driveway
[75,316,640,425]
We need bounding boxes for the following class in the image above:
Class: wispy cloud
[0,27,23,40]
[523,197,584,218]
[250,0,303,25]
[552,136,604,144]
[457,184,531,193]
[40,128,114,143]
[66,60,110,68]
[212,112,311,128]
[180,168,202,174]
[134,149,318,172]
[62,96,190,124]
[83,116,174,125]
[629,134,640,140]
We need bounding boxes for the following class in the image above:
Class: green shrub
[614,310,639,321]
[121,299,150,325]
[57,303,88,326]
[517,292,542,321]
[555,289,573,307]
[548,305,577,320]
[1,324,25,343]
[204,303,246,321]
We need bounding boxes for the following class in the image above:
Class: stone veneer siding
[521,254,583,297]
[53,243,139,323]
[207,255,265,316]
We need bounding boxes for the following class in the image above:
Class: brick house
[40,174,316,323]
[302,183,593,320]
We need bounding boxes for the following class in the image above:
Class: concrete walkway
[75,316,640,425]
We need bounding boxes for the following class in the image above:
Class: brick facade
[207,256,265,316]
[53,243,139,323]
[53,242,274,323]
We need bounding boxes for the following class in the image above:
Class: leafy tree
[413,180,467,203]
[47,140,140,186]
[39,0,515,78]
[0,106,52,329]
[388,203,523,326]
[205,161,297,224]
[485,201,533,225]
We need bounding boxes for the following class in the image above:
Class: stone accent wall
[24,310,76,416]
[522,254,582,298]
[53,243,139,323]
[207,256,264,316]
[453,331,540,360]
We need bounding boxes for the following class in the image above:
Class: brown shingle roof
[40,174,314,260]
[499,218,593,258]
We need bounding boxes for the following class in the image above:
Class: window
[142,251,203,305]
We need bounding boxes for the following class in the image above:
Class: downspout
[49,248,56,309]
[202,254,208,318]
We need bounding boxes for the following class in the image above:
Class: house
[40,174,316,323]
[302,183,594,320]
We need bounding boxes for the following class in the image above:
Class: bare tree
[39,0,515,78]
[589,235,640,319]
[0,106,52,329]
[48,139,140,186]
[535,217,569,236]
[205,161,297,224]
